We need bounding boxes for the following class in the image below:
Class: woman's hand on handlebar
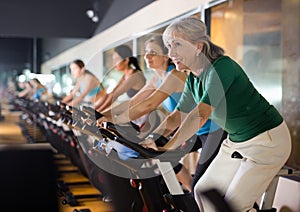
[67,102,74,107]
[139,138,165,151]
[96,116,108,127]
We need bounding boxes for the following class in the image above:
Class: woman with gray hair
[140,17,291,211]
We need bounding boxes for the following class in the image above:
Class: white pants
[194,121,291,212]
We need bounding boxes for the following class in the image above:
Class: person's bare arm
[139,109,186,149]
[61,93,73,103]
[126,79,157,108]
[94,93,107,110]
[115,70,187,123]
[69,75,99,106]
[152,109,184,137]
[104,75,158,115]
[62,82,80,104]
[112,73,145,99]
[98,73,145,112]
[100,82,156,122]
[96,92,113,112]
[163,102,213,150]
[17,85,32,98]
[140,103,212,151]
[94,76,125,111]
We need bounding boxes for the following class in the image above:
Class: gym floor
[0,102,113,212]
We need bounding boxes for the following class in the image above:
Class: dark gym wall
[93,0,154,35]
[0,0,155,81]
[41,38,87,62]
[0,38,36,74]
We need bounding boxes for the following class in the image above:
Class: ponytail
[128,56,142,72]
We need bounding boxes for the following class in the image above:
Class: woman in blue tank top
[98,35,227,192]
[30,78,50,101]
[62,59,106,107]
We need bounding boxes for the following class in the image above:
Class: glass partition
[51,65,74,99]
[209,0,282,111]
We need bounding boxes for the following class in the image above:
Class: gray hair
[163,17,224,66]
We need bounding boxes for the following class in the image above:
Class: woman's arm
[100,82,157,122]
[96,92,113,112]
[115,89,169,123]
[152,109,184,137]
[93,84,106,102]
[140,103,212,151]
[17,84,32,98]
[112,73,145,99]
[68,74,99,106]
[139,109,185,149]
[126,79,157,108]
[61,93,73,103]
[94,76,125,111]
[62,82,79,104]
[97,73,145,112]
[163,102,213,150]
[115,70,187,123]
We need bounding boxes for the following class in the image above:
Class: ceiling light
[86,9,95,18]
[91,15,99,23]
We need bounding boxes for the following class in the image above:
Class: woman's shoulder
[131,70,146,81]
[210,56,247,83]
[85,70,98,78]
[84,71,100,81]
[213,55,232,65]
[213,56,240,67]
[212,56,244,74]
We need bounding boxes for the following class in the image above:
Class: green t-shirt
[176,56,283,142]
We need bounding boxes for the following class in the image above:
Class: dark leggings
[191,128,228,192]
[172,129,227,192]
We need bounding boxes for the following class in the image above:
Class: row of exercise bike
[14,97,204,212]
[13,97,299,212]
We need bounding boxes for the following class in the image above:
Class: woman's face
[144,42,169,71]
[70,63,83,78]
[165,32,198,72]
[112,52,126,71]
